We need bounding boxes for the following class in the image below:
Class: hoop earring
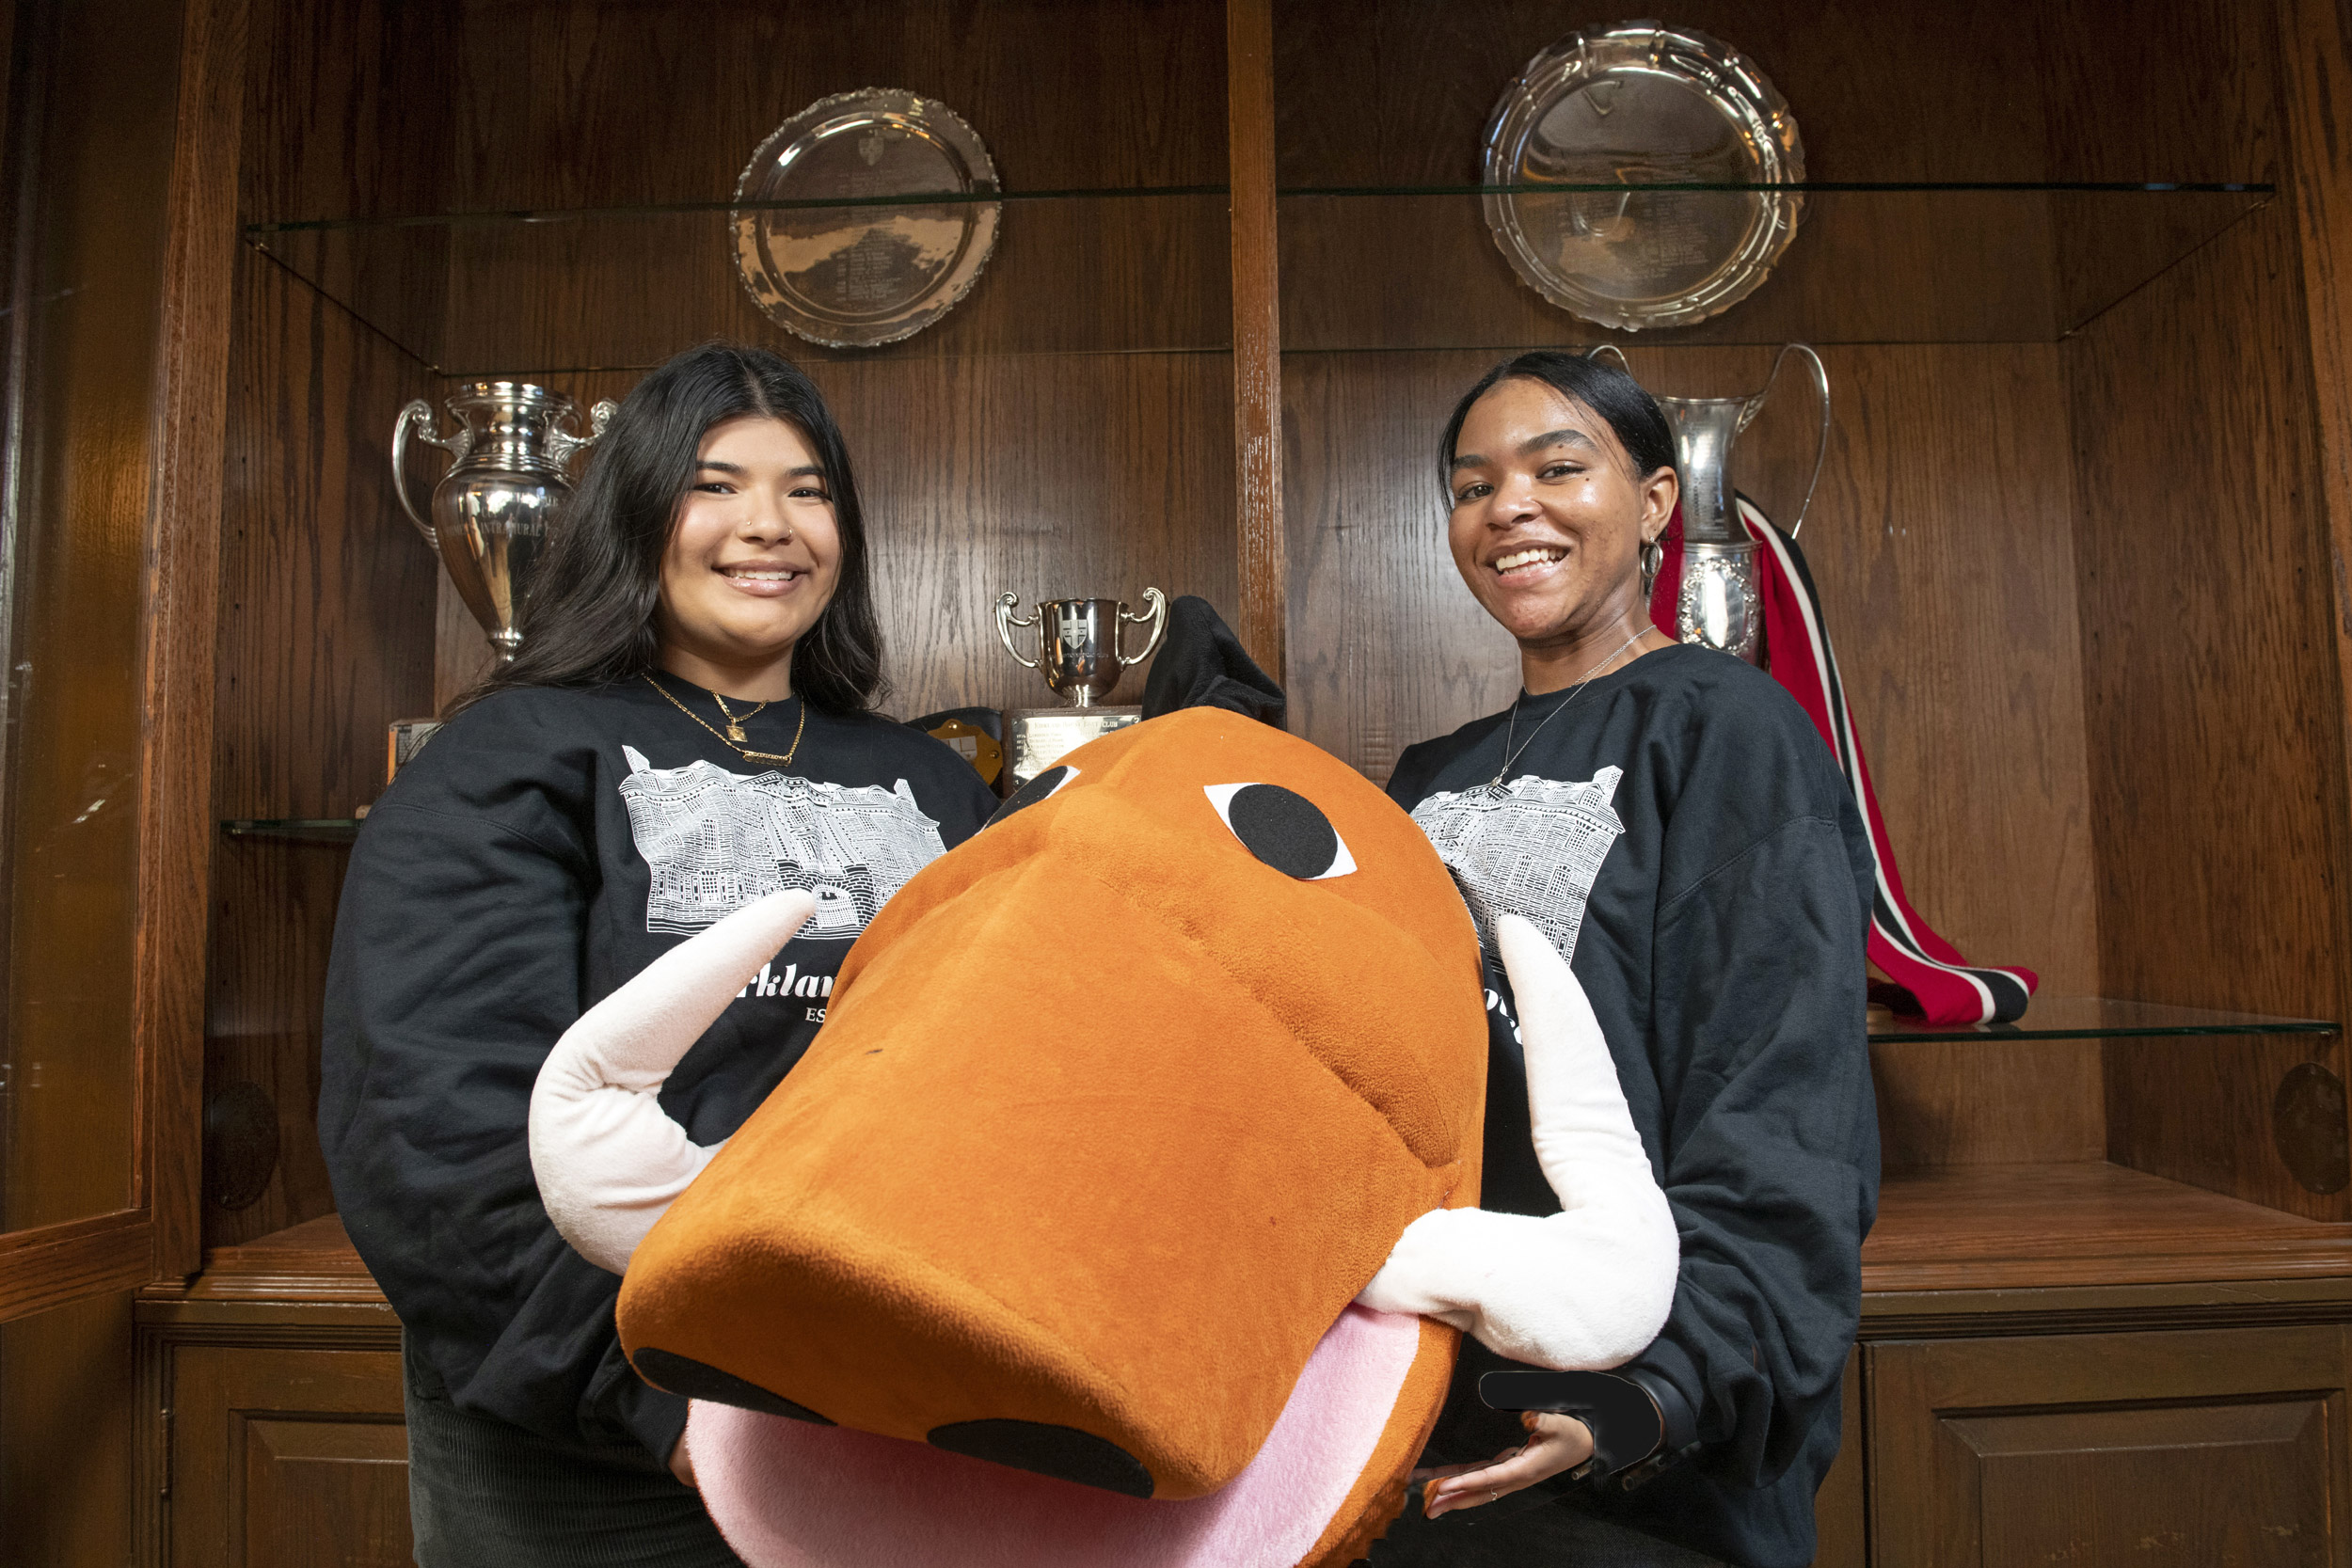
[1639,534,1663,598]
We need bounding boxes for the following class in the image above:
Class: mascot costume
[529,599,1678,1567]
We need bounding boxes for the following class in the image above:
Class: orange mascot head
[528,601,1670,1566]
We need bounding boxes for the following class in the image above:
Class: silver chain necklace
[1486,624,1649,790]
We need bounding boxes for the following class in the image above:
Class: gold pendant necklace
[712,690,769,743]
[645,674,806,768]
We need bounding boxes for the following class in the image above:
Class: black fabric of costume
[1140,594,1285,725]
[1382,643,1879,1568]
[320,675,995,1473]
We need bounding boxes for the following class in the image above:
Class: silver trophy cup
[391,382,616,659]
[993,589,1168,788]
[1649,344,1830,664]
[994,589,1168,707]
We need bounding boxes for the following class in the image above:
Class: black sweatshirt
[318,674,996,1466]
[1385,643,1879,1568]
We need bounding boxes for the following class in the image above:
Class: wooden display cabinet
[6,0,2352,1562]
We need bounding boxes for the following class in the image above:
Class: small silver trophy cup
[391,382,616,660]
[994,588,1167,787]
[1654,343,1830,664]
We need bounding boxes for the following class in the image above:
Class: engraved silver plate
[733,88,1000,348]
[1481,24,1804,331]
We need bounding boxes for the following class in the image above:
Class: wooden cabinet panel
[1812,1350,1867,1568]
[167,1345,409,1568]
[243,1419,411,1568]
[1869,1325,2352,1567]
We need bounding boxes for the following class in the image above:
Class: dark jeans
[1366,1485,1732,1567]
[403,1338,741,1568]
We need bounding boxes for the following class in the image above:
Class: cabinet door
[167,1344,409,1568]
[1869,1324,2352,1567]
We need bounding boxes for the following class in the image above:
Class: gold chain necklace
[711,691,769,742]
[644,673,806,768]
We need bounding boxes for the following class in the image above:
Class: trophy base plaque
[1003,705,1139,791]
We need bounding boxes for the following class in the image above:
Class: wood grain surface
[1227,0,1284,683]
[206,252,437,1250]
[418,0,1229,373]
[141,0,250,1284]
[1271,0,2066,351]
[166,1343,410,1568]
[1868,1321,2352,1567]
[2066,198,2352,1216]
[1866,1162,2352,1291]
[1,0,207,1267]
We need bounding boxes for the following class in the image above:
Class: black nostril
[631,1347,834,1425]
[927,1418,1154,1497]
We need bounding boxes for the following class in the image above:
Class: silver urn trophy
[1654,343,1830,663]
[994,588,1168,788]
[391,382,616,659]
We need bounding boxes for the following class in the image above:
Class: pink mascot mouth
[690,1306,1425,1568]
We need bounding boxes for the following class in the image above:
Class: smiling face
[655,414,844,695]
[1445,377,1677,654]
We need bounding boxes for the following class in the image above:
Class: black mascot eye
[987,765,1078,828]
[1203,784,1357,880]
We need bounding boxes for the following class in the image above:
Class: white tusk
[529,889,816,1275]
[1356,914,1678,1369]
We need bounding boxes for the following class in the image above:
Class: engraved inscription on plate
[1483,25,1805,331]
[733,88,1001,348]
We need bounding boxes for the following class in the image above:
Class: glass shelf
[241,181,2270,368]
[245,189,1236,372]
[1278,184,2274,348]
[221,818,362,844]
[1868,997,2334,1044]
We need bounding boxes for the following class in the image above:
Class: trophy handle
[546,398,618,470]
[1582,343,1632,373]
[1740,343,1832,539]
[1116,587,1168,666]
[390,399,466,548]
[993,592,1041,669]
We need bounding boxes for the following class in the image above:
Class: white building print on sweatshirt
[617,746,946,938]
[1410,766,1627,964]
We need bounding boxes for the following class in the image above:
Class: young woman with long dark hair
[1368,353,1878,1568]
[320,342,995,1566]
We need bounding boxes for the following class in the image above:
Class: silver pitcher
[391,383,616,659]
[1645,345,1830,664]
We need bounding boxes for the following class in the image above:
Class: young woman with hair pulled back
[1373,352,1878,1568]
[321,342,995,1566]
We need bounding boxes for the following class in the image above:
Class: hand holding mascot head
[530,597,1677,1568]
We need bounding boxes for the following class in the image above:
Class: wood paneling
[447,0,1227,210]
[1869,1324,2352,1567]
[167,1344,408,1568]
[1,1291,136,1568]
[243,1418,412,1568]
[2066,199,2352,1215]
[396,0,1232,373]
[236,0,453,358]
[1228,0,1284,683]
[1272,0,2062,350]
[143,0,250,1284]
[1865,1162,2352,1292]
[206,253,438,1249]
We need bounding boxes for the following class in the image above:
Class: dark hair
[452,342,886,716]
[1437,350,1677,504]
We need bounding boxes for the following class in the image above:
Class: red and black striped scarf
[1647,501,2037,1025]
